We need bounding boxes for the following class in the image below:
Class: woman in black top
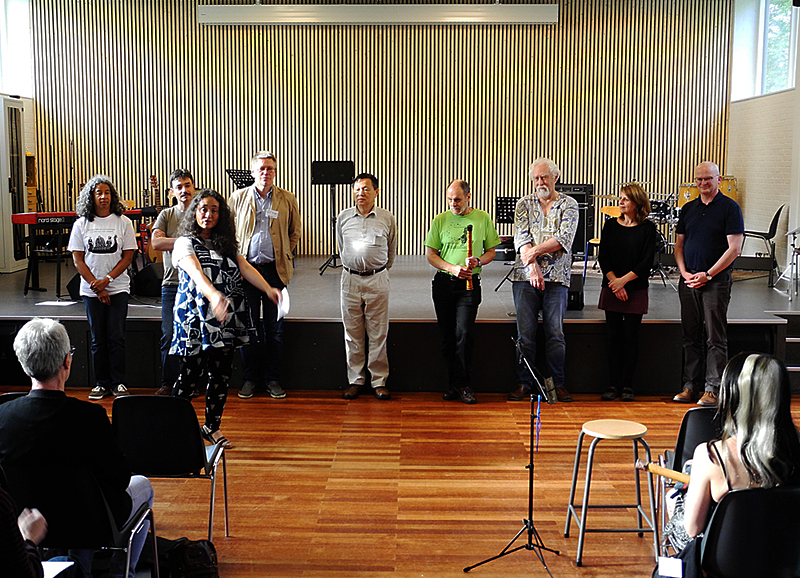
[597,183,657,401]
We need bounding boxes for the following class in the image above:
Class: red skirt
[598,286,649,315]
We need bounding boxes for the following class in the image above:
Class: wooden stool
[564,419,659,566]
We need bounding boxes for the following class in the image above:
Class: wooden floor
[21,387,799,578]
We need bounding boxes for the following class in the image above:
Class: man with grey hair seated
[0,317,154,578]
[509,158,579,403]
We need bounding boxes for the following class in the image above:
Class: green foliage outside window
[763,0,794,93]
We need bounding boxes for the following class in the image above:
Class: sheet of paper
[36,301,77,306]
[277,287,290,320]
[658,556,683,578]
[43,561,74,578]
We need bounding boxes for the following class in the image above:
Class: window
[732,0,798,101]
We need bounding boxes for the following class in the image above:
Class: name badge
[266,209,279,219]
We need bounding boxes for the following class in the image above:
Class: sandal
[201,425,233,449]
[621,388,635,402]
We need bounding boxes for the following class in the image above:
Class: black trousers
[431,272,481,390]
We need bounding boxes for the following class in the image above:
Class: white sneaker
[88,386,109,400]
[111,384,129,397]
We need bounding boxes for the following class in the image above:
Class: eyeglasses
[69,346,76,357]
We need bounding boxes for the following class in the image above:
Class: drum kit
[592,177,739,289]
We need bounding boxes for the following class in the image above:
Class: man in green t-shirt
[424,179,501,404]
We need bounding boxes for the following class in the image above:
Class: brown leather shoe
[343,385,360,399]
[673,388,695,403]
[697,391,718,406]
[508,383,531,401]
[555,386,573,403]
[374,386,391,400]
[154,385,172,396]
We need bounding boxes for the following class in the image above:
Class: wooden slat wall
[30,0,732,255]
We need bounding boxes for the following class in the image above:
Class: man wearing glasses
[673,161,744,407]
[229,151,302,400]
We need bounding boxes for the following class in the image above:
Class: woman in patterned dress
[170,189,281,448]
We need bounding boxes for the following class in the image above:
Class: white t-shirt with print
[67,214,137,298]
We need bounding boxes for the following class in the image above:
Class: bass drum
[678,183,699,207]
[719,175,738,202]
[678,176,737,207]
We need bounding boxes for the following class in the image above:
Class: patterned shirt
[512,193,579,286]
[170,236,255,356]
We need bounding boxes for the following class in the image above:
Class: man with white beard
[508,158,579,403]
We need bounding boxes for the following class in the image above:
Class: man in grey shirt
[336,172,397,400]
[150,168,196,396]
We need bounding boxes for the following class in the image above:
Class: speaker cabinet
[556,183,594,258]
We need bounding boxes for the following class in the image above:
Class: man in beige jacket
[229,151,302,399]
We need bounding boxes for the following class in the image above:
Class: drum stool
[564,419,659,566]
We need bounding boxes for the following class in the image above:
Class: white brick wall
[727,89,795,264]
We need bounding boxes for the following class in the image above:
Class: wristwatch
[706,271,713,280]
[106,275,114,282]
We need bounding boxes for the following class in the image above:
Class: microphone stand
[463,339,559,576]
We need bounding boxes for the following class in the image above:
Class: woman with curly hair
[68,174,137,400]
[170,189,281,448]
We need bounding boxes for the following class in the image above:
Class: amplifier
[556,183,594,257]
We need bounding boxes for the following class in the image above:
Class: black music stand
[312,161,355,275]
[494,196,519,291]
[225,169,255,190]
[464,339,559,576]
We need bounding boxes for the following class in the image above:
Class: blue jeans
[68,475,154,578]
[432,272,482,390]
[678,270,732,393]
[512,281,568,388]
[83,292,129,389]
[240,261,285,385]
[160,285,180,389]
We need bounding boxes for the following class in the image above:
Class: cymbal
[592,194,618,200]
[613,181,652,186]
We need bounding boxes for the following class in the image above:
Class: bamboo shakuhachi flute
[466,225,474,291]
[634,458,690,484]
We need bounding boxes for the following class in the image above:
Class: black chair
[663,406,718,474]
[658,406,718,554]
[111,395,229,541]
[744,204,784,287]
[0,462,159,578]
[0,391,28,405]
[700,486,800,578]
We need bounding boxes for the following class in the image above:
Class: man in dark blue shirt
[673,161,744,406]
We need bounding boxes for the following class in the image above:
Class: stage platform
[0,255,796,395]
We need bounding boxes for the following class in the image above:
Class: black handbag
[168,538,219,578]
